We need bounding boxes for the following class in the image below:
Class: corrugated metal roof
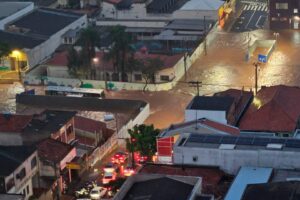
[180,0,224,11]
[224,167,273,200]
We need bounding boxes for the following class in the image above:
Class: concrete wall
[6,151,38,200]
[0,132,23,146]
[173,10,219,20]
[96,19,168,28]
[173,146,300,175]
[185,110,227,124]
[26,14,87,68]
[0,2,34,30]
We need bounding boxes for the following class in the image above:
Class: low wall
[25,26,216,91]
[88,103,150,166]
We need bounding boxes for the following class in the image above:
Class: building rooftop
[180,0,224,11]
[224,167,273,200]
[0,113,32,133]
[46,50,183,70]
[0,2,32,20]
[242,181,300,200]
[125,177,193,200]
[74,116,114,141]
[165,19,215,31]
[0,31,45,49]
[8,8,84,38]
[160,118,240,137]
[181,133,300,152]
[239,85,300,132]
[22,110,76,135]
[186,96,235,113]
[37,138,74,163]
[0,145,36,176]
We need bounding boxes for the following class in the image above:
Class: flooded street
[1,29,300,128]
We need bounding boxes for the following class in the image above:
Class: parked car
[90,186,107,200]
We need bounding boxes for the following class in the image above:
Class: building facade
[0,146,38,200]
[269,0,300,29]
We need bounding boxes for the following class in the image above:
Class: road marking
[245,10,256,29]
[244,5,249,10]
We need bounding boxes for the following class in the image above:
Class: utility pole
[203,16,207,56]
[253,62,260,95]
[188,81,202,96]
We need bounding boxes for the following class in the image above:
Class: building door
[294,21,299,29]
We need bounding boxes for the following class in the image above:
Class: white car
[90,186,107,200]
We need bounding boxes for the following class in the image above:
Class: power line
[188,81,202,96]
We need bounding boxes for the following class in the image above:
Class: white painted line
[255,15,262,28]
[245,10,256,29]
[244,5,249,10]
[253,6,258,10]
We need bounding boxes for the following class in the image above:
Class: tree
[106,26,133,81]
[126,124,160,165]
[67,47,86,79]
[141,57,164,92]
[78,27,100,79]
[0,42,10,65]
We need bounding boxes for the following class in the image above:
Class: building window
[192,156,198,162]
[271,17,279,21]
[160,75,170,81]
[23,188,26,196]
[6,178,14,192]
[26,185,30,195]
[294,8,298,13]
[275,3,288,10]
[66,125,73,135]
[134,74,142,81]
[17,168,26,180]
[31,156,37,169]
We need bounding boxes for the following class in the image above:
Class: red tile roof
[0,114,32,133]
[74,116,113,140]
[46,51,183,71]
[239,85,300,132]
[167,118,240,136]
[201,119,240,136]
[37,138,74,163]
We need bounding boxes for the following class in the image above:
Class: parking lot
[231,1,268,32]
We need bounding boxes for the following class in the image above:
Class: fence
[88,103,150,166]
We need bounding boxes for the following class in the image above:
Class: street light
[253,62,260,95]
[273,32,280,41]
[12,50,22,82]
[92,57,99,80]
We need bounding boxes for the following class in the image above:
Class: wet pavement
[2,29,300,129]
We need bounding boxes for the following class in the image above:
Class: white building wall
[6,151,38,200]
[185,109,227,124]
[173,10,219,20]
[0,132,23,145]
[173,146,300,175]
[96,19,168,28]
[0,3,34,30]
[26,14,88,68]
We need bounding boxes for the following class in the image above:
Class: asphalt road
[231,3,268,32]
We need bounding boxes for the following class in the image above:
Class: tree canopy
[126,124,160,159]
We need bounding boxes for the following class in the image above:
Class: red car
[111,152,128,164]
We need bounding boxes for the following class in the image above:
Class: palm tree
[107,26,133,81]
[78,27,100,79]
[0,42,10,66]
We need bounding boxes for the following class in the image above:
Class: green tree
[106,26,133,81]
[141,57,164,92]
[67,47,86,79]
[0,42,10,65]
[78,27,100,79]
[126,124,160,164]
